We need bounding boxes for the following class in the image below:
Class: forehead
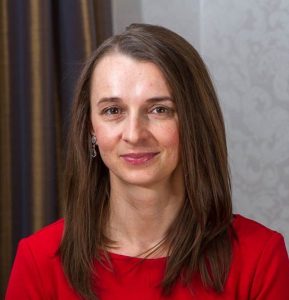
[90,53,171,97]
[92,53,165,78]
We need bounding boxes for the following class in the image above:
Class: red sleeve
[251,233,289,299]
[5,239,45,299]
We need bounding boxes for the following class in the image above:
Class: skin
[90,53,184,257]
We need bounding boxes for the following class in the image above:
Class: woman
[6,24,289,299]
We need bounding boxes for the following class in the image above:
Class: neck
[107,174,184,257]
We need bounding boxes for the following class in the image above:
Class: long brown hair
[60,23,232,299]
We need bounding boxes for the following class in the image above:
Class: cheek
[92,122,119,153]
[170,129,180,147]
[155,123,180,164]
[158,122,180,148]
[94,130,117,166]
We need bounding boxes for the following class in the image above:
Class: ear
[89,119,95,136]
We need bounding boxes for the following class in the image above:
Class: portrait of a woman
[5,23,289,299]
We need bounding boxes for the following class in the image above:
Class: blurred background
[1,0,289,296]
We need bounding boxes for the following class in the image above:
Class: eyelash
[102,106,122,115]
[100,105,174,118]
[150,106,172,114]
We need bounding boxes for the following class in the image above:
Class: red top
[5,215,289,299]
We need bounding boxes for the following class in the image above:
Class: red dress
[5,215,289,299]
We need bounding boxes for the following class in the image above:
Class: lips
[120,152,159,165]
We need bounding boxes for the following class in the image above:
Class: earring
[91,135,97,158]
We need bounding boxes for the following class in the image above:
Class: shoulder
[230,215,289,297]
[6,220,81,298]
[232,214,283,242]
[231,214,288,270]
[231,214,286,254]
[20,218,64,257]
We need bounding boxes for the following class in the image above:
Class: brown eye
[104,107,122,115]
[154,107,168,113]
[151,106,172,114]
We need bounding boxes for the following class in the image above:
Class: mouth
[120,152,159,165]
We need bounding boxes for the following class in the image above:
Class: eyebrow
[96,96,174,106]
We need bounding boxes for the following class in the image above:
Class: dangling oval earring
[91,135,97,158]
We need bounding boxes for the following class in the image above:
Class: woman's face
[90,53,181,187]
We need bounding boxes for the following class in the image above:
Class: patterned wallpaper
[201,0,289,243]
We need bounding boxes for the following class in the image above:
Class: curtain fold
[0,0,12,297]
[0,0,112,296]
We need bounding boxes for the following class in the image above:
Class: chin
[122,175,160,187]
[111,170,163,187]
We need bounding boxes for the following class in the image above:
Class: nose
[122,113,149,144]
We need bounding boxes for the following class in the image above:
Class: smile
[120,152,159,165]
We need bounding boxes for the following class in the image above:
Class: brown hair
[60,23,233,299]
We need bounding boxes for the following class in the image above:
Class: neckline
[105,214,241,262]
[107,250,168,262]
